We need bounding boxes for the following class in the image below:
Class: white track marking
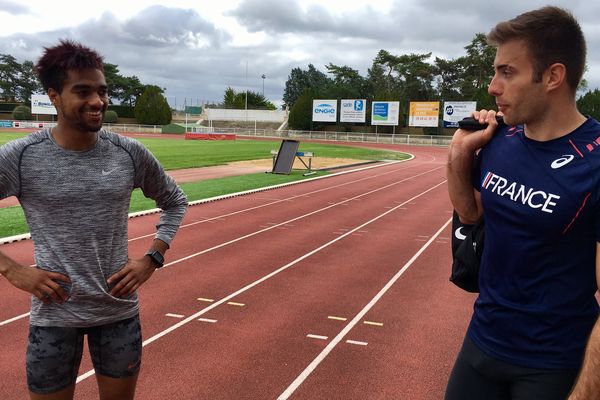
[165,313,185,319]
[328,316,347,321]
[346,340,368,346]
[307,334,329,341]
[127,161,416,243]
[197,298,215,302]
[363,321,384,327]
[76,180,447,384]
[277,217,452,400]
[1,165,440,328]
[227,302,245,307]
[0,312,30,326]
[198,318,218,323]
[159,167,443,270]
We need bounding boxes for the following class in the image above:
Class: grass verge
[0,170,331,238]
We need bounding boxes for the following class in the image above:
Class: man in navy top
[446,6,600,399]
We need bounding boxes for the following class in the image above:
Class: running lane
[0,145,475,399]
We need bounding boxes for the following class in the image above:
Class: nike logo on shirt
[101,167,119,176]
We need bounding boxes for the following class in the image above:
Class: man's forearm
[447,141,480,224]
[570,317,600,399]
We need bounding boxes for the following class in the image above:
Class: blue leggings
[445,336,579,400]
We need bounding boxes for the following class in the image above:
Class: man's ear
[545,63,567,92]
[47,88,59,106]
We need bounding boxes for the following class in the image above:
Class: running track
[0,144,477,399]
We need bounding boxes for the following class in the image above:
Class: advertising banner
[340,99,366,123]
[12,121,53,129]
[0,120,13,128]
[371,101,400,126]
[409,101,440,127]
[443,101,477,128]
[31,94,57,115]
[312,100,337,122]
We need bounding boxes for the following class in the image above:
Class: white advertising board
[31,94,57,115]
[312,100,337,122]
[340,99,366,123]
[371,101,400,126]
[443,101,477,128]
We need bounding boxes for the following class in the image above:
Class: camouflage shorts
[26,315,142,394]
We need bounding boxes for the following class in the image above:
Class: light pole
[261,74,266,97]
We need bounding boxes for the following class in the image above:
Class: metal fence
[188,125,453,147]
[3,121,452,147]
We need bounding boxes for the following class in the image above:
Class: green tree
[288,89,316,130]
[223,87,276,110]
[578,89,600,120]
[16,61,41,103]
[0,54,21,101]
[104,63,146,105]
[134,85,172,125]
[103,110,118,123]
[282,64,331,108]
[12,105,31,120]
[433,57,463,100]
[324,63,366,99]
[458,34,495,100]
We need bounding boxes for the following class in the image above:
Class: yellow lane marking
[197,298,215,302]
[363,321,384,327]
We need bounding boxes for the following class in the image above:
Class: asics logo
[551,155,574,169]
[454,227,466,240]
[101,167,119,176]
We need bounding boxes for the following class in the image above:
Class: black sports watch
[145,250,164,268]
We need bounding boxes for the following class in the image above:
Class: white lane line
[227,302,245,307]
[76,180,447,384]
[165,313,185,319]
[363,321,384,327]
[307,334,328,341]
[277,217,452,400]
[127,160,416,243]
[346,340,368,346]
[0,312,30,326]
[160,167,444,270]
[328,316,347,322]
[198,318,218,323]
[2,163,428,327]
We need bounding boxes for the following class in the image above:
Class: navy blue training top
[469,118,600,369]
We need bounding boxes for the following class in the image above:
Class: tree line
[0,54,173,125]
[0,54,154,105]
[282,33,600,130]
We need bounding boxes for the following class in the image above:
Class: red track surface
[0,145,477,399]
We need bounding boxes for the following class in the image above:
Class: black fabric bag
[450,210,484,293]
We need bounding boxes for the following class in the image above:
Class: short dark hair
[35,39,104,93]
[487,6,586,91]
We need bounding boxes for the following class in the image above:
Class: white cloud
[0,0,598,106]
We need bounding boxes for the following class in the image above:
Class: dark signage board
[272,139,300,174]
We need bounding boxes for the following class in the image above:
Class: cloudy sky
[1,0,599,109]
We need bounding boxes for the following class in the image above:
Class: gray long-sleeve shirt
[0,128,188,327]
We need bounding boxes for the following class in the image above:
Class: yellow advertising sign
[409,101,440,127]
